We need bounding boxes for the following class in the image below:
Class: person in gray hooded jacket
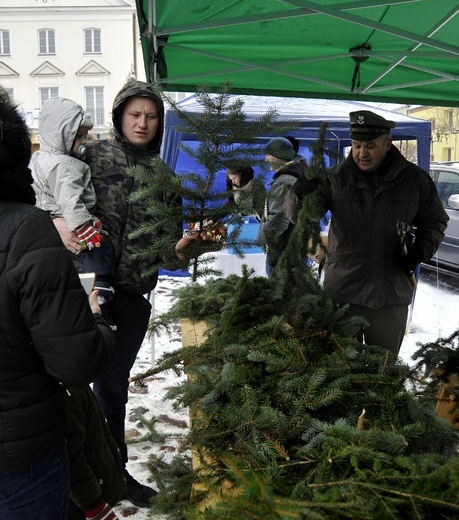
[30,96,117,313]
[257,137,304,275]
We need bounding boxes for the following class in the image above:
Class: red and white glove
[85,499,119,520]
[76,220,103,250]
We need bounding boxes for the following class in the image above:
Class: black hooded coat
[84,81,183,295]
[0,87,115,474]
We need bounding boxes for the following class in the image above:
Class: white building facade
[0,0,146,146]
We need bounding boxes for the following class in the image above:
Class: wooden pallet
[181,319,237,510]
[436,381,459,429]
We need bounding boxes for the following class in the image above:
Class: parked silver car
[425,162,459,274]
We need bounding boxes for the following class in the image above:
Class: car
[424,163,459,275]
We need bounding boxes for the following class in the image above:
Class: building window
[442,148,452,162]
[5,87,14,100]
[85,86,105,126]
[40,87,59,106]
[0,29,11,55]
[84,28,101,54]
[38,29,56,55]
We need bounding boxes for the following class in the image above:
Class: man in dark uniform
[284,110,448,356]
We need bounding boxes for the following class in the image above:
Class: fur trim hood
[0,86,35,204]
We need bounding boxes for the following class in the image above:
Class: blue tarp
[161,95,432,174]
[159,95,431,278]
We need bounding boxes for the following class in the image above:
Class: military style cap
[349,110,396,141]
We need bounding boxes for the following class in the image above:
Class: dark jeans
[0,440,70,519]
[345,303,409,356]
[92,289,152,465]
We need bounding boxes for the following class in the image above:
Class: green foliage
[133,83,459,518]
[125,414,166,446]
[145,263,459,518]
[412,329,459,401]
[148,454,194,520]
[127,82,300,281]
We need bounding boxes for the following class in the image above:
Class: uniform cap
[349,110,396,141]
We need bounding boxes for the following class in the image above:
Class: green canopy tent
[135,0,459,107]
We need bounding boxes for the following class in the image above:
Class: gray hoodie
[30,97,96,231]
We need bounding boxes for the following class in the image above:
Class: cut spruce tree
[143,270,459,520]
[128,84,459,519]
[127,81,301,282]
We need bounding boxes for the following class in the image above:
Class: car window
[433,169,459,208]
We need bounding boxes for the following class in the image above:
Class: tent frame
[136,0,459,106]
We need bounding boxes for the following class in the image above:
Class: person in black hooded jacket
[0,87,115,518]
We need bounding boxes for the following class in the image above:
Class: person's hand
[89,290,102,315]
[76,220,103,250]
[395,243,422,275]
[53,217,82,254]
[396,251,418,274]
[175,220,227,260]
[175,233,199,260]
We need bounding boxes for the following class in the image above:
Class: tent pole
[148,0,157,83]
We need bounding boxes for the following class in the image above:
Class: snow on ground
[113,267,459,519]
[399,269,459,365]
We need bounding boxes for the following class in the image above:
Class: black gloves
[396,243,422,274]
[290,176,320,199]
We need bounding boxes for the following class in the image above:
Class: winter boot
[93,280,116,330]
[122,470,157,508]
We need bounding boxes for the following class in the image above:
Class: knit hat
[349,110,396,141]
[264,137,295,162]
[80,111,94,130]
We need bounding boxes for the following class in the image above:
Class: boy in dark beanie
[256,137,303,275]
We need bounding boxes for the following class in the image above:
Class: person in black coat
[284,110,448,355]
[0,87,115,518]
[67,386,126,520]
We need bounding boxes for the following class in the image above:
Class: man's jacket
[257,160,304,265]
[84,81,182,296]
[320,146,448,308]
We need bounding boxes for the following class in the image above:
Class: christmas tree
[128,82,300,281]
[129,85,459,519]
